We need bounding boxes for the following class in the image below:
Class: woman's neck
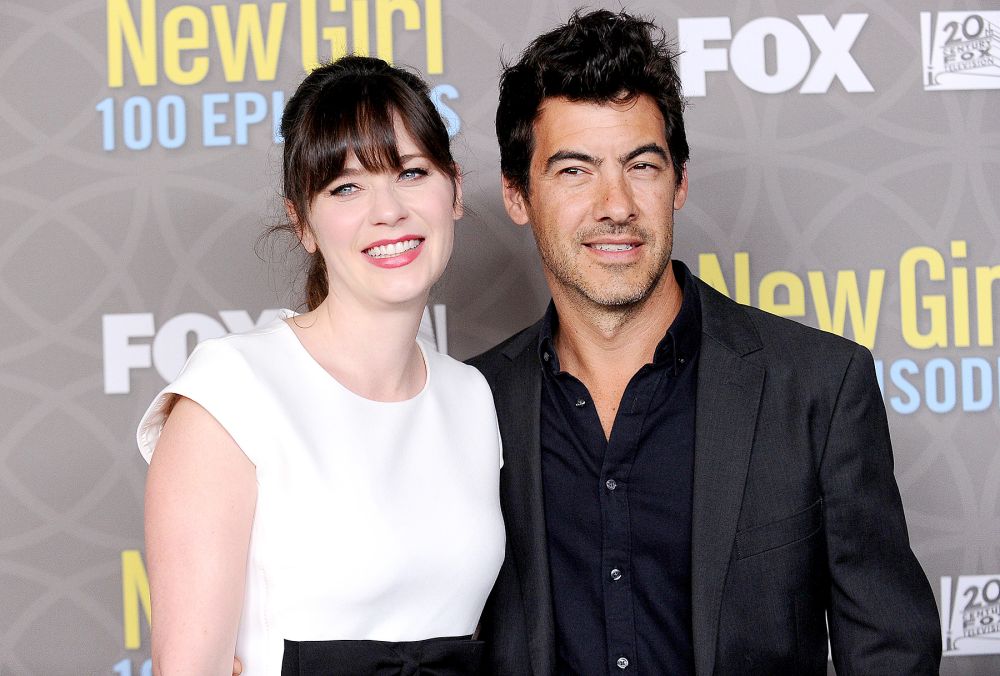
[289,293,428,402]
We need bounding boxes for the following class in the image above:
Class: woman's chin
[367,284,435,310]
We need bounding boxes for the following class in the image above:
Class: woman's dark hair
[276,55,457,310]
[496,9,689,197]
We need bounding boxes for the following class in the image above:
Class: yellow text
[698,252,885,348]
[121,550,151,650]
[300,0,443,73]
[900,241,1000,349]
[107,0,445,88]
[107,0,288,87]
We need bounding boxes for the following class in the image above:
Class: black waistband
[281,635,483,676]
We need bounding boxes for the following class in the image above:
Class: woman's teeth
[365,239,421,258]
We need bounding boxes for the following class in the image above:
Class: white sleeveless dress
[137,312,505,675]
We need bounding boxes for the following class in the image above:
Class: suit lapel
[495,325,556,676]
[690,280,765,676]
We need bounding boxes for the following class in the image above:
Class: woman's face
[300,117,461,311]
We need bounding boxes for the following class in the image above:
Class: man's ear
[502,177,530,226]
[286,199,317,253]
[673,164,689,211]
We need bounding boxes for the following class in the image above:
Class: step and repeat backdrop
[0,0,998,673]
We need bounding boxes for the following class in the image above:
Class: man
[469,9,940,676]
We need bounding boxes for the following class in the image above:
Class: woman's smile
[363,236,426,268]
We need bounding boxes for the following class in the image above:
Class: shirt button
[575,398,587,407]
[617,657,629,669]
[610,568,622,581]
[678,357,686,364]
[606,479,617,491]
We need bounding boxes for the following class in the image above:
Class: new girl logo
[99,1,460,149]
[106,0,444,87]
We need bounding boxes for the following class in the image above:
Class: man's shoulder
[695,276,865,367]
[465,320,543,378]
[747,300,857,352]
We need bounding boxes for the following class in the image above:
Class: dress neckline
[273,309,432,405]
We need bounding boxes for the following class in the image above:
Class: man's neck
[553,268,683,375]
[550,265,684,437]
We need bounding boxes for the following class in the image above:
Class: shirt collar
[537,301,561,374]
[537,259,702,375]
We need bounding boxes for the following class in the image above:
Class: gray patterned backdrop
[1,0,998,673]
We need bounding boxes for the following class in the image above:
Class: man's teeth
[591,243,634,252]
[365,239,421,258]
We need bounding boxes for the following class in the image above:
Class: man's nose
[596,172,637,224]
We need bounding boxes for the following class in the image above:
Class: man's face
[503,95,687,310]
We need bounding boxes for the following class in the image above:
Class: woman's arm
[145,395,257,676]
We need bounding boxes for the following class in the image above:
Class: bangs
[296,78,414,199]
[280,56,455,227]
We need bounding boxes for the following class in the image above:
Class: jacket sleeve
[821,345,941,673]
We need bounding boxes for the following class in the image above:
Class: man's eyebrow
[544,150,601,173]
[621,143,671,164]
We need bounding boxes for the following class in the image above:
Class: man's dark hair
[496,8,689,196]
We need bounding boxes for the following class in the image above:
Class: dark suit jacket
[468,277,941,676]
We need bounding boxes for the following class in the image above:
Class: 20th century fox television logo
[940,575,1000,655]
[921,11,1000,90]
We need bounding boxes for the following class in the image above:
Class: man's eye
[629,163,664,177]
[399,167,429,181]
[560,167,584,176]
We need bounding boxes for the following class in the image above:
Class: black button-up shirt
[538,261,701,676]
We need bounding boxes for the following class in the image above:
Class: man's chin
[544,262,663,309]
[578,284,654,308]
[580,262,674,308]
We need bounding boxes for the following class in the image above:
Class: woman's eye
[330,183,359,196]
[399,167,429,181]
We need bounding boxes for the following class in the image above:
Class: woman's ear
[452,167,464,220]
[286,199,317,253]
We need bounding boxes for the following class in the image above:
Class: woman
[137,56,505,675]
